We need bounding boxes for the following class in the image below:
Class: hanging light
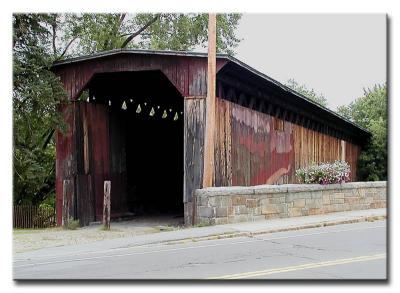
[109,100,112,106]
[149,107,155,116]
[86,97,90,102]
[157,105,160,109]
[173,112,179,121]
[144,102,147,106]
[136,104,141,113]
[162,110,168,119]
[180,111,183,115]
[93,96,96,100]
[169,109,172,112]
[130,99,133,103]
[121,101,127,110]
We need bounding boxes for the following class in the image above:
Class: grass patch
[66,218,80,230]
[193,222,211,228]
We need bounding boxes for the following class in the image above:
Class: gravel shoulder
[13,216,184,253]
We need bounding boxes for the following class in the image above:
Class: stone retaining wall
[194,182,387,225]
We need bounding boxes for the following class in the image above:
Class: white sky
[234,14,386,110]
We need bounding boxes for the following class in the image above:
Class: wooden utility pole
[103,181,111,230]
[203,13,217,188]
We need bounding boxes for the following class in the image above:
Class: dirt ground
[13,215,184,253]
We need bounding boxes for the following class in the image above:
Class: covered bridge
[52,49,370,226]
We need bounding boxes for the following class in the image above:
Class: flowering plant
[295,161,351,184]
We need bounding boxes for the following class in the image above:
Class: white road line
[14,224,385,268]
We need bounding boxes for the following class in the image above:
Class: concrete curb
[160,214,386,246]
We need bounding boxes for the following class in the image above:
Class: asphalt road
[13,220,387,280]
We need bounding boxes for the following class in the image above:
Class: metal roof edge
[52,48,230,67]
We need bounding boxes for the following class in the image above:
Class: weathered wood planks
[184,97,205,224]
[213,98,360,186]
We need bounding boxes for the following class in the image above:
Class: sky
[234,14,386,110]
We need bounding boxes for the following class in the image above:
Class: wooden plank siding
[183,97,205,224]
[56,101,111,226]
[53,55,228,101]
[213,98,360,186]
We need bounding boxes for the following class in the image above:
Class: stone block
[269,197,286,204]
[246,198,258,208]
[331,203,345,212]
[344,197,360,205]
[261,204,281,215]
[254,185,288,194]
[301,208,309,216]
[265,213,281,220]
[215,207,228,218]
[330,198,345,204]
[286,192,312,202]
[306,198,323,208]
[197,206,214,218]
[322,194,331,205]
[198,196,209,206]
[293,198,306,208]
[227,206,234,216]
[235,205,248,215]
[308,208,323,215]
[288,207,303,217]
[214,217,228,225]
[311,191,323,199]
[248,215,266,222]
[229,214,250,223]
[323,205,335,214]
[231,196,247,206]
[370,201,386,209]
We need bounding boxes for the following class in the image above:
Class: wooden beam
[203,13,217,188]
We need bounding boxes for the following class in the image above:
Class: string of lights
[88,95,184,121]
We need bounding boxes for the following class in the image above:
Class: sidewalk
[14,208,386,262]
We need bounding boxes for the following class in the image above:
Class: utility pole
[203,13,217,188]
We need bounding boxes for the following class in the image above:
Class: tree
[285,78,329,108]
[58,13,241,58]
[337,84,387,181]
[13,14,67,205]
[13,13,242,206]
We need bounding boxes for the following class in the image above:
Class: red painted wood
[214,98,361,186]
[53,54,228,101]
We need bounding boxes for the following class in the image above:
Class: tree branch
[121,14,161,49]
[56,36,78,61]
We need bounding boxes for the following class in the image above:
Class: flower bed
[295,161,351,184]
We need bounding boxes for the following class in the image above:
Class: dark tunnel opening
[87,70,184,221]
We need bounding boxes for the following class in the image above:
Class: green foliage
[13,13,242,206]
[337,84,387,181]
[61,13,241,56]
[13,14,68,206]
[285,78,329,108]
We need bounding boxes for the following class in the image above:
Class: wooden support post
[203,13,217,188]
[62,179,71,229]
[103,181,111,230]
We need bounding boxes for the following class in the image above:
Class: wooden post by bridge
[103,181,111,230]
[62,179,72,229]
